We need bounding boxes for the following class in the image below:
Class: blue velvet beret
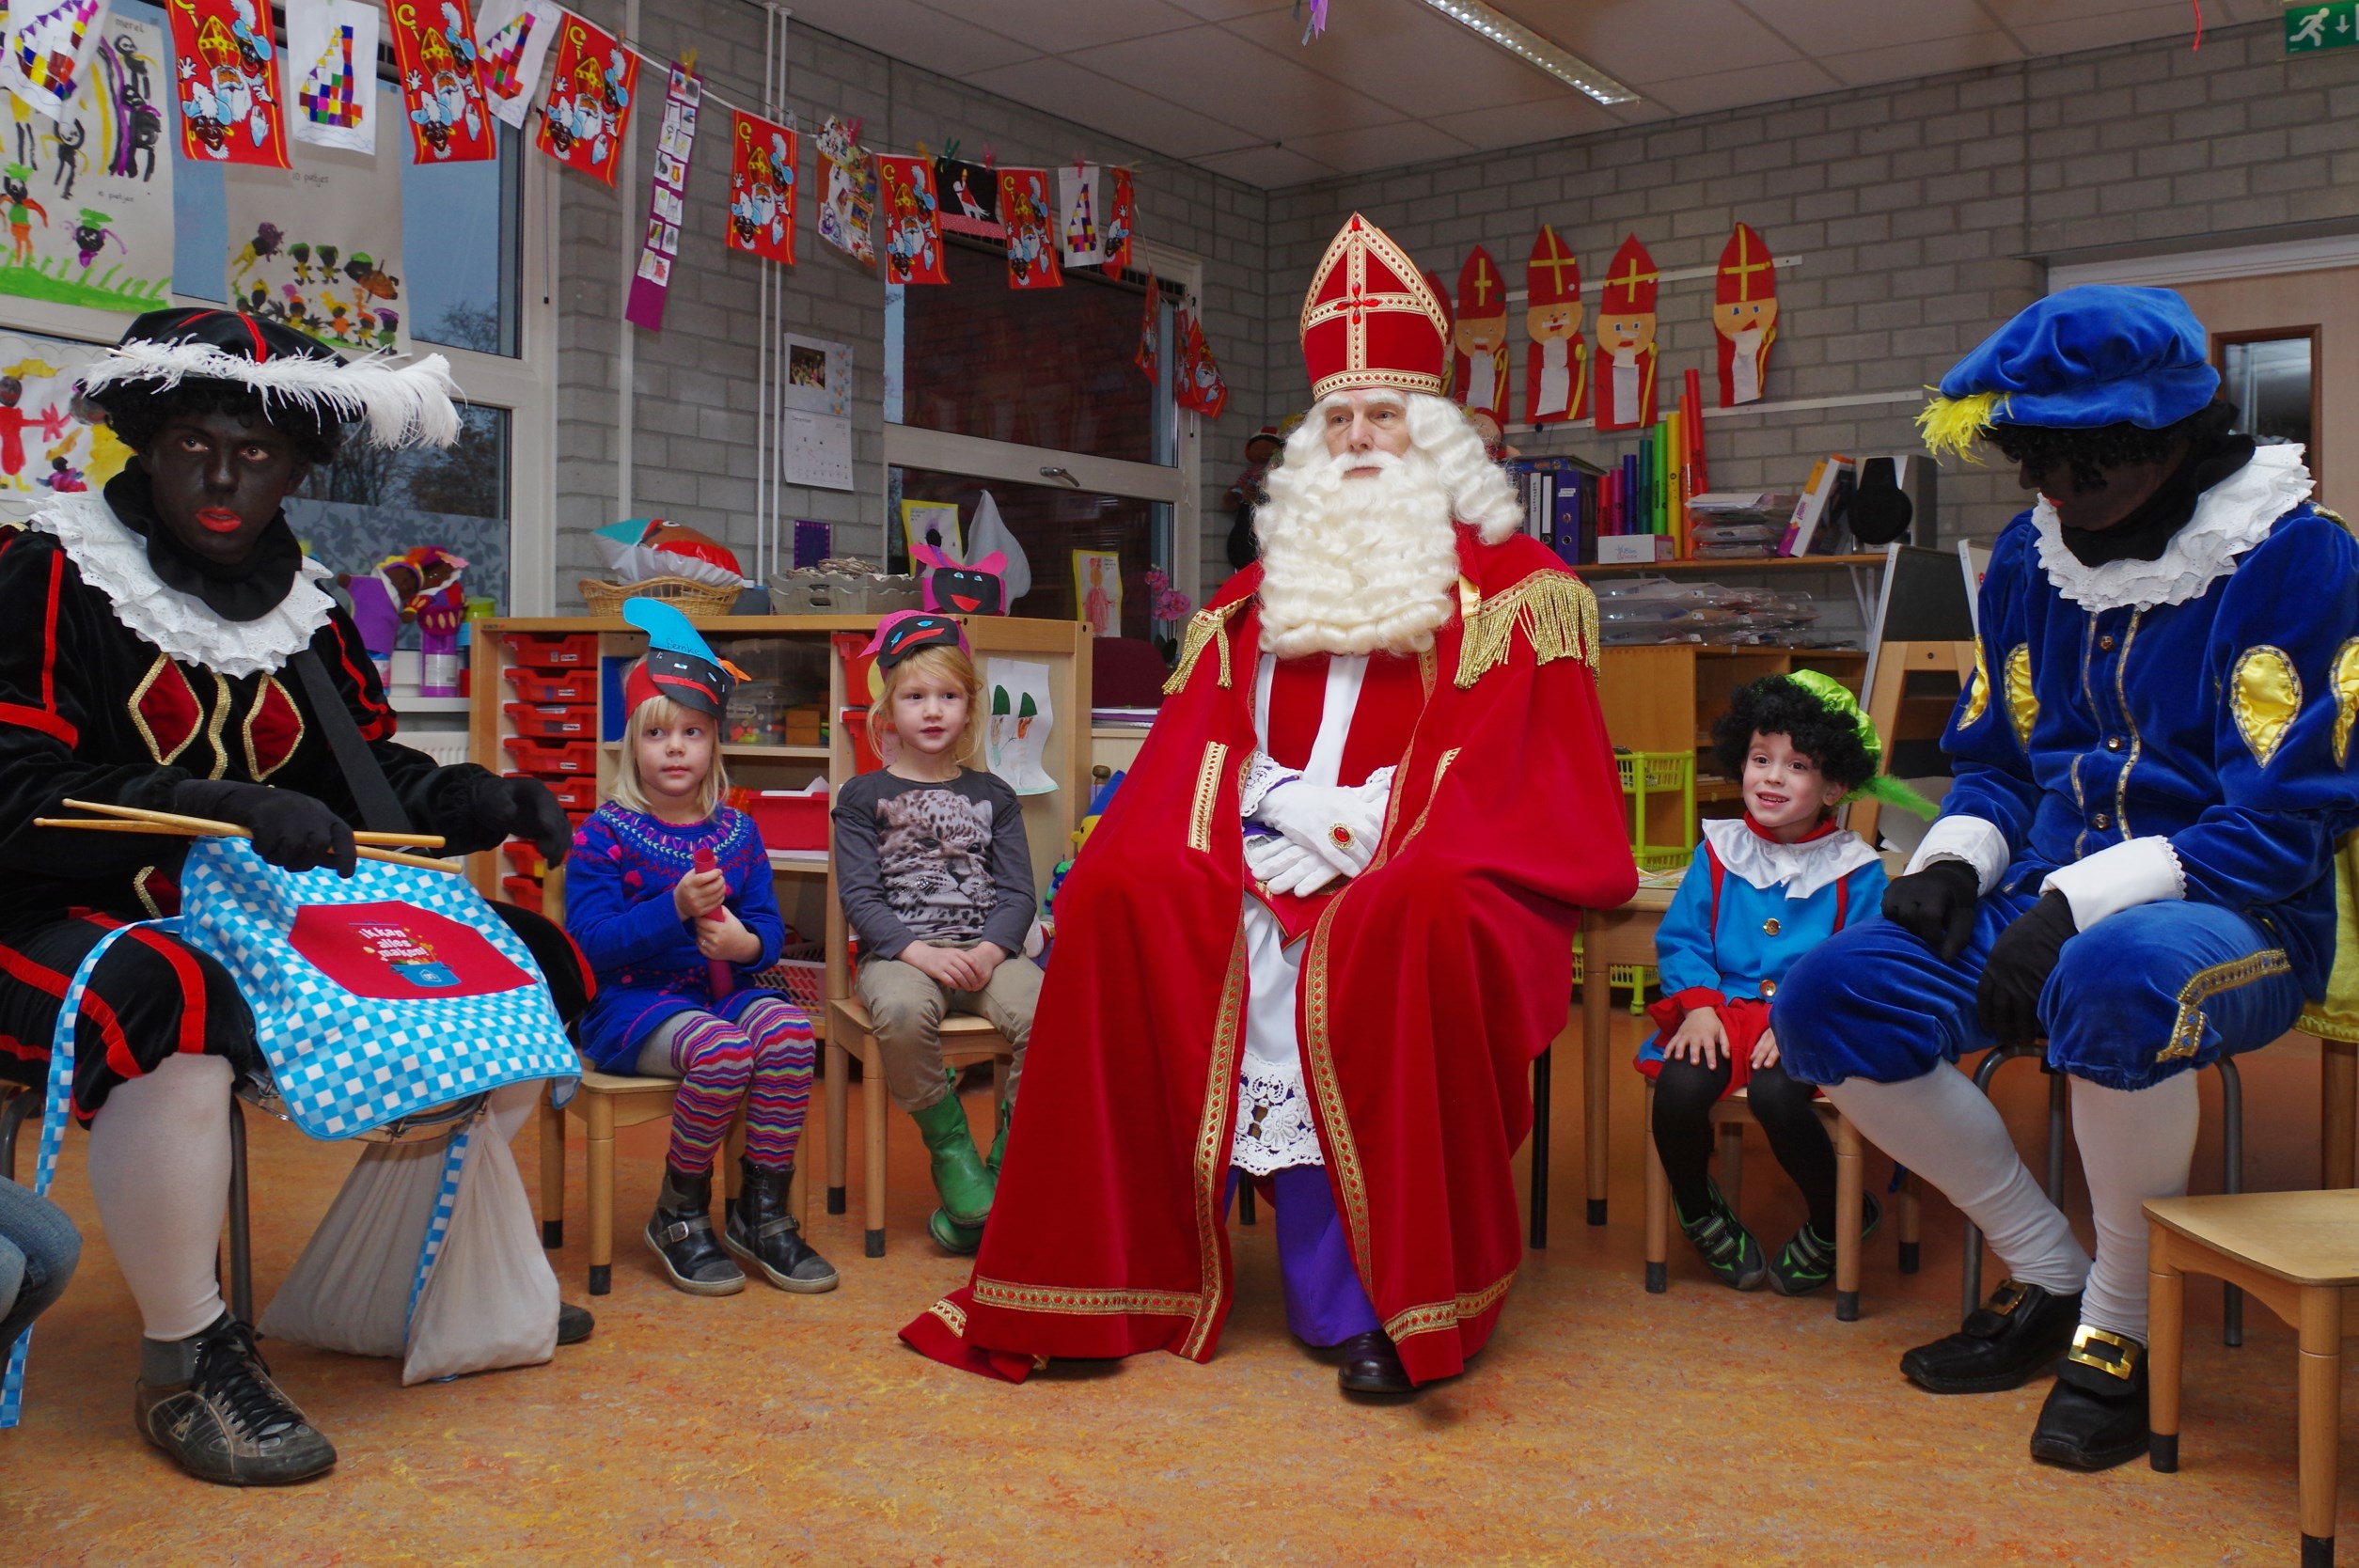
[1924,287,2220,457]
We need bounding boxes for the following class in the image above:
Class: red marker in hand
[694,845,734,999]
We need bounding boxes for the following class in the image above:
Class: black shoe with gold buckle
[1898,1278,2083,1394]
[2028,1325,2149,1472]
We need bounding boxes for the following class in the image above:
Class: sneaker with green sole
[1769,1192,1882,1296]
[1675,1179,1767,1291]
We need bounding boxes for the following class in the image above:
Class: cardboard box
[1596,535,1675,564]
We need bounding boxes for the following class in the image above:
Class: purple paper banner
[623,62,702,332]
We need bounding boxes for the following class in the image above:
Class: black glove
[470,775,573,868]
[1976,890,2079,1044]
[174,778,356,877]
[1880,857,1981,962]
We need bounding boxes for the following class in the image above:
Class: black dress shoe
[557,1303,594,1345]
[2029,1326,2149,1472]
[1899,1279,2082,1394]
[1337,1330,1415,1395]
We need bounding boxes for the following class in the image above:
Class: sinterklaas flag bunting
[1,0,109,123]
[997,166,1060,290]
[1174,307,1226,419]
[168,0,293,168]
[388,0,495,163]
[1134,274,1159,384]
[474,0,560,132]
[534,10,635,185]
[874,153,946,286]
[1100,166,1135,275]
[725,108,796,265]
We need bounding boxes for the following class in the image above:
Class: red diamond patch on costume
[1298,213,1448,400]
[130,655,201,765]
[289,901,535,999]
[242,673,304,780]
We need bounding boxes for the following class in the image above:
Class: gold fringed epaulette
[1454,569,1599,689]
[1163,599,1247,696]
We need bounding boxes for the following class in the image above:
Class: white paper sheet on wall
[782,409,855,491]
[984,658,1057,796]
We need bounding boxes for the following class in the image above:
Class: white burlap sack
[260,1082,558,1384]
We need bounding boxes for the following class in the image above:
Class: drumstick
[37,817,461,874]
[58,798,447,848]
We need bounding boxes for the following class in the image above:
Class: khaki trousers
[855,943,1040,1113]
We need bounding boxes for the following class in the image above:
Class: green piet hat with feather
[1783,668,1938,819]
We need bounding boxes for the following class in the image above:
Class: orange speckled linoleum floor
[0,1012,2350,1566]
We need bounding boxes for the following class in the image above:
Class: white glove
[1244,833,1336,897]
[1253,776,1386,882]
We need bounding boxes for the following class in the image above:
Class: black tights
[1651,1058,1837,1233]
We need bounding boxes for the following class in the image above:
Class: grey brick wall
[552,1,1268,611]
[1263,18,2359,546]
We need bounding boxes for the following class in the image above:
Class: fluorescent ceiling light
[1414,0,1639,105]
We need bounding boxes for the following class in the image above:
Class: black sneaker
[134,1316,337,1486]
[1676,1179,1767,1291]
[1769,1193,1882,1296]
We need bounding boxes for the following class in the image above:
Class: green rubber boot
[911,1084,994,1226]
[986,1094,1014,1179]
[929,1207,985,1255]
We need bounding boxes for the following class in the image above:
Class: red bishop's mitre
[1528,225,1581,307]
[1456,246,1506,321]
[1600,235,1659,317]
[1299,213,1450,400]
[1717,222,1775,304]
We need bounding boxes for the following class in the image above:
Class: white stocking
[1821,1064,2090,1295]
[84,1054,233,1341]
[2069,1071,2198,1342]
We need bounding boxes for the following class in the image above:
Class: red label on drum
[290,902,536,999]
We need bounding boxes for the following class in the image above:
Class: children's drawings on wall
[0,328,130,521]
[225,78,403,352]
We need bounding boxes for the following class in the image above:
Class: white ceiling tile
[1220,3,1563,118]
[1734,0,2005,55]
[1642,58,1846,116]
[1163,0,1295,19]
[1423,94,1628,150]
[1069,26,1405,138]
[962,55,1253,159]
[1282,118,1478,175]
[1507,0,1803,83]
[1195,144,1343,185]
[2001,4,2202,55]
[1817,30,2028,86]
[786,0,1042,77]
[965,0,1203,55]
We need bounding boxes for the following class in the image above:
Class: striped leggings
[638,997,815,1173]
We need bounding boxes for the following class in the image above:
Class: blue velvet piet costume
[1777,288,2359,1091]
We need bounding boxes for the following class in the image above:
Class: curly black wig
[87,377,346,469]
[1983,398,2238,494]
[1711,675,1876,795]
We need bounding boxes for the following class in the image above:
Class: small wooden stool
[538,1071,802,1295]
[1642,1081,1920,1320]
[2147,1190,2359,1568]
[826,998,1014,1259]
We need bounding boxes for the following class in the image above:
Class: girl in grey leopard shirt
[832,627,1039,1254]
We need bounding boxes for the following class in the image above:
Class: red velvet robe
[901,526,1637,1386]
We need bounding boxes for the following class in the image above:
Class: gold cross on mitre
[1531,227,1579,295]
[1470,256,1497,306]
[1722,226,1773,300]
[1609,253,1658,298]
[1300,214,1447,387]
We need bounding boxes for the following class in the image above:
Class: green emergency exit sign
[2288,2,2359,53]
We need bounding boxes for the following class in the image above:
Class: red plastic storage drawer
[501,839,543,877]
[503,667,596,705]
[500,874,545,916]
[501,631,596,670]
[507,771,597,812]
[745,784,829,853]
[504,701,597,739]
[500,734,595,774]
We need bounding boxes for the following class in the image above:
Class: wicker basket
[579,574,744,620]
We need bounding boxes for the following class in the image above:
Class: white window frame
[0,143,558,614]
[880,238,1203,588]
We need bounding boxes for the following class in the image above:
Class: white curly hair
[1253,390,1520,658]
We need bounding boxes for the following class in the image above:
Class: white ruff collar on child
[1699,815,1879,902]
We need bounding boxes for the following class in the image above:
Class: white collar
[31,491,338,679]
[1699,815,1879,902]
[2031,443,2314,613]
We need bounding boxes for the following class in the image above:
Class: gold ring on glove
[1329,823,1355,849]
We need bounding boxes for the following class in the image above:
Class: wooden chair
[826,998,1014,1259]
[1642,1082,1921,1321]
[537,1071,803,1295]
[2147,1190,2359,1568]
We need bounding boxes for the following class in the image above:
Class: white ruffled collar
[31,491,338,679]
[1699,815,1879,902]
[2031,443,2314,613]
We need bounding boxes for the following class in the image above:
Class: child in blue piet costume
[1638,672,1927,1298]
[1776,286,2359,1476]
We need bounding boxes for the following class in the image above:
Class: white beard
[1255,447,1459,658]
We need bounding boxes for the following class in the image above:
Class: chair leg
[2147,1224,2185,1473]
[2217,1058,2244,1348]
[722,1111,747,1226]
[1833,1115,1863,1322]
[538,1086,565,1250]
[2299,1283,2344,1566]
[1962,1045,2037,1318]
[227,1098,253,1326]
[1529,1044,1550,1250]
[2323,1037,2358,1191]
[863,1036,888,1258]
[586,1094,616,1296]
[1643,1082,1669,1294]
[1717,1120,1744,1211]
[1897,1170,1921,1274]
[1238,1178,1256,1225]
[1582,964,1611,1227]
[825,1039,849,1215]
[0,1086,32,1184]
